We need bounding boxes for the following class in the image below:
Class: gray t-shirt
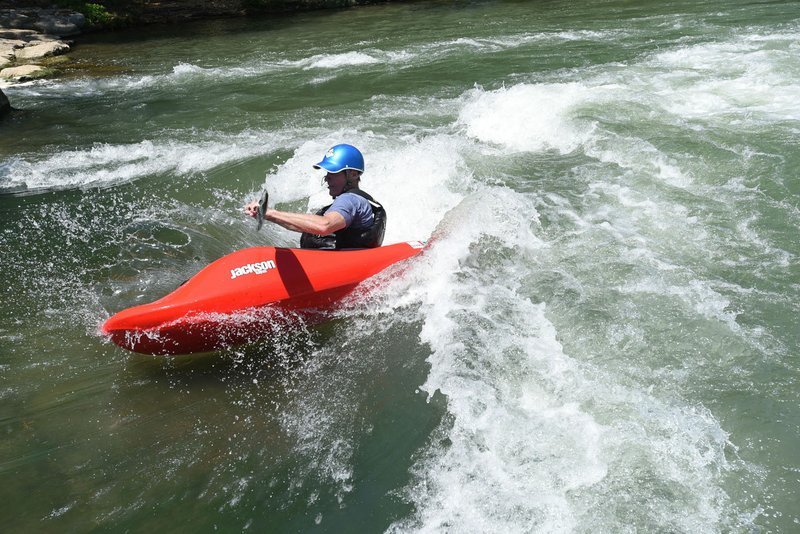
[325,192,374,230]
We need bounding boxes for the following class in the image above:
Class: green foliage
[82,3,114,26]
[54,1,115,27]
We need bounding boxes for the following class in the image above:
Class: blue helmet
[313,144,365,173]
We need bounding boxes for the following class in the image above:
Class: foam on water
[287,29,632,76]
[0,130,294,193]
[3,8,798,531]
[457,83,595,154]
[300,51,381,69]
[458,25,800,148]
[421,29,634,57]
[381,22,800,532]
[386,188,739,531]
[647,35,800,120]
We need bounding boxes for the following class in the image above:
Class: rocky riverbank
[1,8,83,85]
[2,7,86,116]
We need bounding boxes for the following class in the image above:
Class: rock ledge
[0,8,85,36]
[0,9,81,83]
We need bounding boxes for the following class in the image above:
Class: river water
[1,0,798,531]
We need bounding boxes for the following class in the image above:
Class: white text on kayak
[230,260,276,279]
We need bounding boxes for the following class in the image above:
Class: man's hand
[244,199,259,218]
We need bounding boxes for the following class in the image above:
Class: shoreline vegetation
[0,0,393,116]
[2,0,383,28]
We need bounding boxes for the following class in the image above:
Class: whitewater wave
[0,130,295,194]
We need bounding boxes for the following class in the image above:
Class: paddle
[255,189,269,231]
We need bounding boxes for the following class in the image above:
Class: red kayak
[102,241,425,355]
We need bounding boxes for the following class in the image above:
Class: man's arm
[265,208,346,235]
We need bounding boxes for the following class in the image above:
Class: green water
[1,0,799,531]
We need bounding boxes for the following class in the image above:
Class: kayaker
[245,144,386,249]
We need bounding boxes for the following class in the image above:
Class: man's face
[324,170,347,197]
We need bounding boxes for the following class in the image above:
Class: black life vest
[300,189,386,250]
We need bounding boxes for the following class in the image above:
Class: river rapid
[1,0,798,531]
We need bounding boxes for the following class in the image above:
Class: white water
[383,23,797,532]
[2,4,799,531]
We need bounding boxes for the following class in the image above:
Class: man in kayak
[245,144,386,249]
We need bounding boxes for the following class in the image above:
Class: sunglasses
[324,171,346,181]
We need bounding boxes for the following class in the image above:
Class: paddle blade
[256,190,269,231]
